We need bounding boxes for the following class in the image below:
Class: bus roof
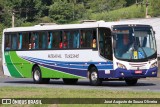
[3,21,150,33]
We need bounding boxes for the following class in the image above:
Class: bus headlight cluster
[150,62,157,68]
[117,63,126,69]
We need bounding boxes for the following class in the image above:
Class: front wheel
[33,66,50,84]
[89,67,102,86]
[125,78,138,86]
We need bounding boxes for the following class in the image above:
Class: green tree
[125,0,136,6]
[49,0,73,23]
[35,0,52,18]
[109,0,127,10]
[150,0,160,17]
[88,0,126,13]
[0,0,12,27]
[68,0,86,20]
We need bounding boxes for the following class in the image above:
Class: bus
[2,21,158,86]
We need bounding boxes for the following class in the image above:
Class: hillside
[90,5,146,21]
[0,0,159,32]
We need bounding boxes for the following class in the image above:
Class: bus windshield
[113,26,157,61]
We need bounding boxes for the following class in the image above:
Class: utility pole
[136,0,150,18]
[145,0,149,18]
[12,11,15,28]
[136,0,138,6]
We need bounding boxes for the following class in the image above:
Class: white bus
[2,21,158,86]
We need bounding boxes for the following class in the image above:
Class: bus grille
[129,62,147,70]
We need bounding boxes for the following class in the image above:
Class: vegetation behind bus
[0,0,160,35]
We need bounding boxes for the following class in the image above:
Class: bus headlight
[150,62,157,68]
[117,63,126,69]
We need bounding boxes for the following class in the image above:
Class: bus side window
[18,33,22,50]
[92,30,97,48]
[86,30,92,48]
[48,32,53,49]
[29,33,32,49]
[34,33,39,49]
[51,31,62,49]
[80,31,84,48]
[40,32,47,49]
[11,33,17,50]
[67,31,71,48]
[80,30,87,48]
[59,32,63,49]
[80,29,96,48]
[39,32,47,49]
[31,33,39,49]
[22,33,29,50]
[63,31,68,48]
[5,34,11,50]
[73,31,80,48]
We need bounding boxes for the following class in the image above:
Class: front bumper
[98,67,158,78]
[114,67,158,78]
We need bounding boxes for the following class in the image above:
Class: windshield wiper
[129,43,134,60]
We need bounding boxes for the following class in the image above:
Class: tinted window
[63,30,79,49]
[80,29,96,48]
[5,34,11,50]
[5,33,18,50]
[39,32,47,49]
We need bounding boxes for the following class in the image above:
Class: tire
[63,78,78,84]
[89,67,102,86]
[125,78,138,86]
[32,66,50,84]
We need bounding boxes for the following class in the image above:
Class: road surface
[0,76,160,92]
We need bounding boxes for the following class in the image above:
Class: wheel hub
[34,70,40,81]
[91,72,97,81]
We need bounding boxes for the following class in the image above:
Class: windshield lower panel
[113,25,157,62]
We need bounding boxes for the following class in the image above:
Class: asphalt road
[0,76,160,92]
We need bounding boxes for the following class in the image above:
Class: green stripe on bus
[40,66,82,78]
[7,51,82,78]
[9,51,33,78]
[4,51,22,77]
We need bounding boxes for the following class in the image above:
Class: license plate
[135,70,142,74]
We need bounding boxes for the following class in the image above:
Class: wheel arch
[88,64,97,71]
[32,64,39,73]
[87,64,97,78]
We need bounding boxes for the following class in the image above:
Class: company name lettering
[48,54,79,58]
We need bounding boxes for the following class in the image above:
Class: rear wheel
[33,66,50,84]
[125,78,138,86]
[63,78,78,84]
[89,67,102,86]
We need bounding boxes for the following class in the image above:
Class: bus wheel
[33,66,50,84]
[89,67,102,86]
[63,79,78,84]
[125,78,138,86]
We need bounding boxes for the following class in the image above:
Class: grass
[90,5,146,21]
[1,87,160,98]
[0,87,160,107]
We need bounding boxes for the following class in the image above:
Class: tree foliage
[150,0,160,17]
[0,0,159,28]
[49,1,73,23]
